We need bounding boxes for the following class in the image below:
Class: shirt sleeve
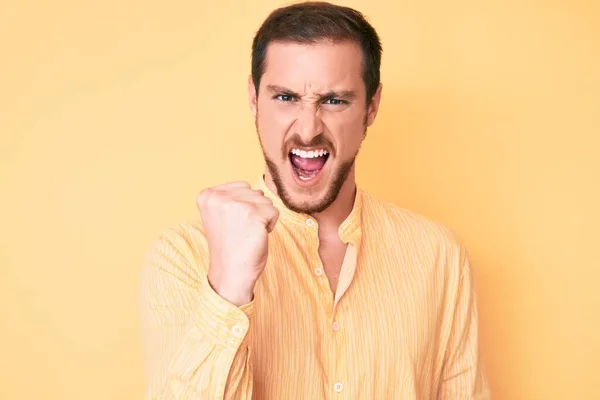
[139,226,255,399]
[438,248,491,400]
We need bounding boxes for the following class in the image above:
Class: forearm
[139,227,256,400]
[141,275,255,399]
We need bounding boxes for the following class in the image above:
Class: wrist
[208,272,256,307]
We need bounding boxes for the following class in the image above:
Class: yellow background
[1,0,599,399]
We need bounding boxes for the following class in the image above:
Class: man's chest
[245,246,445,397]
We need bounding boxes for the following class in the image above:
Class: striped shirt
[139,177,490,399]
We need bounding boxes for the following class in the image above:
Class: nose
[297,104,324,144]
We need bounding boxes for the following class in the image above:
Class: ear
[366,83,383,127]
[248,75,258,118]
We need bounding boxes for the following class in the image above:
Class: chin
[265,150,355,215]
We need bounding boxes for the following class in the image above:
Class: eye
[323,98,348,106]
[274,94,295,102]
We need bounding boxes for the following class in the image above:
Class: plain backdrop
[1,0,599,399]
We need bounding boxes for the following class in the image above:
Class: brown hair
[251,1,382,104]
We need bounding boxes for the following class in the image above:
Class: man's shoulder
[147,219,207,262]
[360,191,462,249]
[140,219,209,285]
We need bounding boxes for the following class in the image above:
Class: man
[139,2,489,399]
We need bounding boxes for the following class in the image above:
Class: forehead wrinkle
[267,82,355,105]
[300,83,348,101]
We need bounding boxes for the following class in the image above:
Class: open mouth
[289,148,330,184]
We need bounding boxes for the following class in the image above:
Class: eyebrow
[266,84,357,101]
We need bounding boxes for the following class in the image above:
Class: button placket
[329,303,346,396]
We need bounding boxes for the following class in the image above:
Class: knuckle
[196,189,208,206]
[271,207,280,218]
[198,187,213,197]
[197,188,220,209]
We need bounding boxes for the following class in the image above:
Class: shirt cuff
[193,276,256,351]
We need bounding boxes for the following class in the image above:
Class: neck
[312,169,356,233]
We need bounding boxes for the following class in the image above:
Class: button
[333,382,344,393]
[306,218,316,227]
[314,267,324,276]
[332,321,340,331]
[231,324,244,338]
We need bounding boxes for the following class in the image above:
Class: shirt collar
[253,176,363,246]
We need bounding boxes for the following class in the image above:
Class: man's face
[249,40,381,214]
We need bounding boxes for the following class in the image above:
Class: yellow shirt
[139,178,490,399]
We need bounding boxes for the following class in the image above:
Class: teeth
[290,148,329,158]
